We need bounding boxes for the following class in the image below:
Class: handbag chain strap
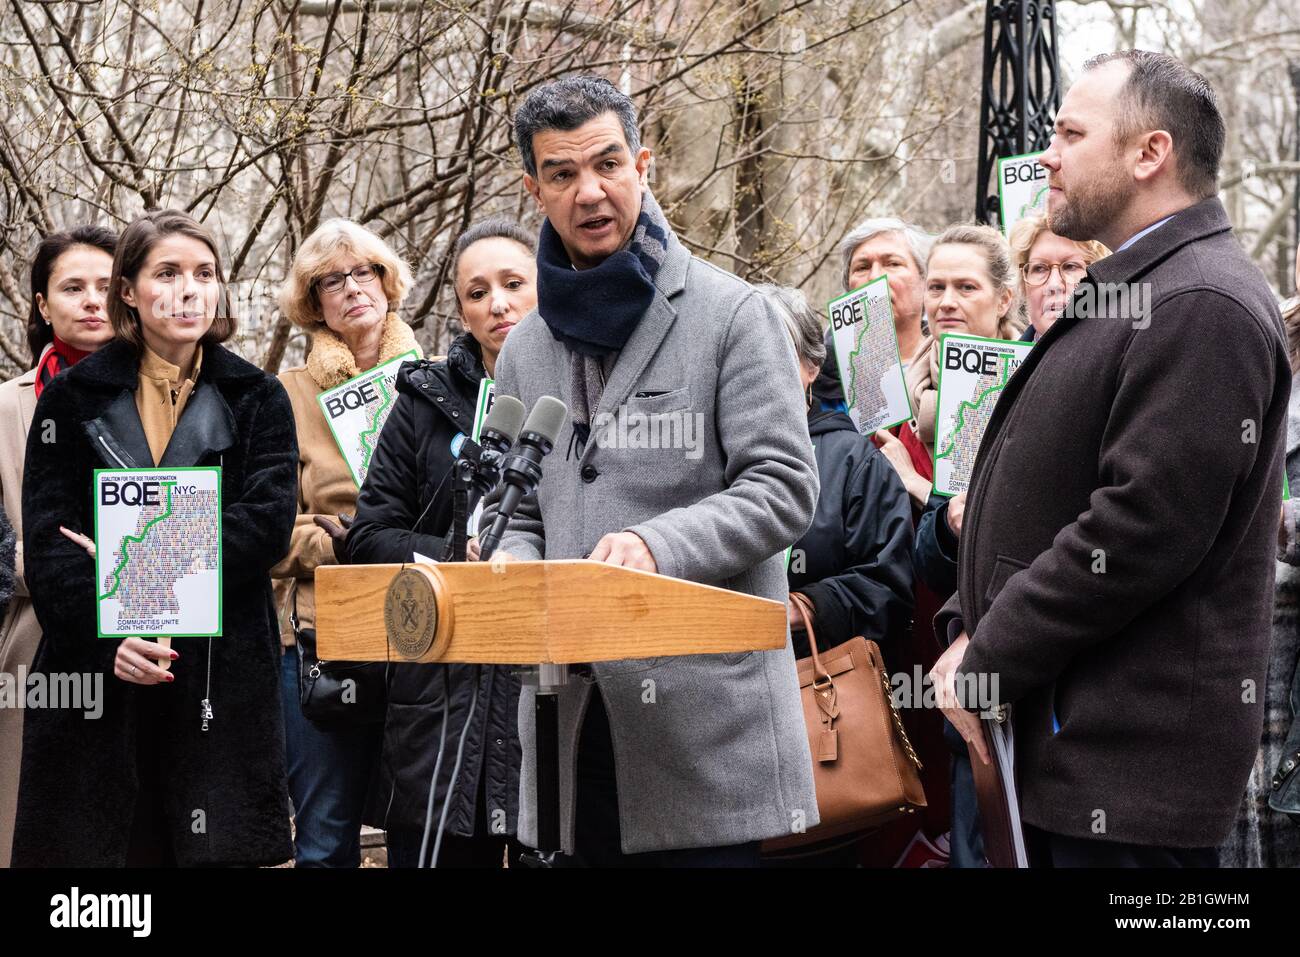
[878,664,923,771]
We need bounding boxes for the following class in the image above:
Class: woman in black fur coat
[11,210,297,867]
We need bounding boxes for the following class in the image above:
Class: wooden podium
[314,559,789,865]
[314,559,787,664]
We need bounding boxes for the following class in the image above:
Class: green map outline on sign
[828,275,912,436]
[99,481,176,600]
[934,355,1016,461]
[931,333,1032,498]
[356,375,396,474]
[316,350,418,487]
[92,465,223,638]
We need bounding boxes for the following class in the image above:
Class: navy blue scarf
[535,190,671,358]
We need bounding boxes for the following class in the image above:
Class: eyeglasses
[315,263,384,295]
[1022,260,1087,287]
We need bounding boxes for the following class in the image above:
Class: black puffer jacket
[787,404,915,667]
[348,334,521,840]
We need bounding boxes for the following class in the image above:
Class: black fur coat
[11,338,297,867]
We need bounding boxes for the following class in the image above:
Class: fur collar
[305,312,422,390]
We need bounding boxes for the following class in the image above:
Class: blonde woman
[271,218,421,867]
[1008,213,1109,341]
[889,223,1020,869]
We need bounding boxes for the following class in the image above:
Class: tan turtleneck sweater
[135,344,203,464]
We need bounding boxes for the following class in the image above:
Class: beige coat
[0,368,40,868]
[270,314,420,645]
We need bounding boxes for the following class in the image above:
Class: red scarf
[33,335,92,398]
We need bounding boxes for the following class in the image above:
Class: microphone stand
[524,662,567,867]
[480,523,566,869]
[446,458,474,563]
[475,398,568,868]
[443,436,493,563]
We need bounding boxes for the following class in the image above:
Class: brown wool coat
[936,197,1291,848]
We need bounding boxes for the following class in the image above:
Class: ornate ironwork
[975,0,1062,227]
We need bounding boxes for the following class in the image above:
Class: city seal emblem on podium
[384,567,437,660]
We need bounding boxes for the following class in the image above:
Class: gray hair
[837,217,934,291]
[756,284,826,369]
[514,75,642,178]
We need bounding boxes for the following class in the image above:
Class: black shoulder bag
[292,583,389,727]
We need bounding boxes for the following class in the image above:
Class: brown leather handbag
[764,592,927,852]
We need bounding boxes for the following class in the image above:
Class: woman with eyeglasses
[1008,213,1110,343]
[270,218,422,867]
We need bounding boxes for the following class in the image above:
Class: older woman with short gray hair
[759,283,915,867]
[837,217,933,366]
[825,217,936,502]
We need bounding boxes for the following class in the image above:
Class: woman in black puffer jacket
[347,219,537,867]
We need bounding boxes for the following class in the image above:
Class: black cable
[405,464,454,555]
[432,665,480,868]
[417,668,451,869]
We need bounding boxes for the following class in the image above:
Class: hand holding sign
[60,525,96,558]
[114,637,177,685]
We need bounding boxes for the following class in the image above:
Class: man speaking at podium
[481,75,820,866]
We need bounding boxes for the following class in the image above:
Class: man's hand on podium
[485,548,518,573]
[588,531,657,573]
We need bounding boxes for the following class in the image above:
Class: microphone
[461,394,526,506]
[439,394,526,563]
[478,395,568,561]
